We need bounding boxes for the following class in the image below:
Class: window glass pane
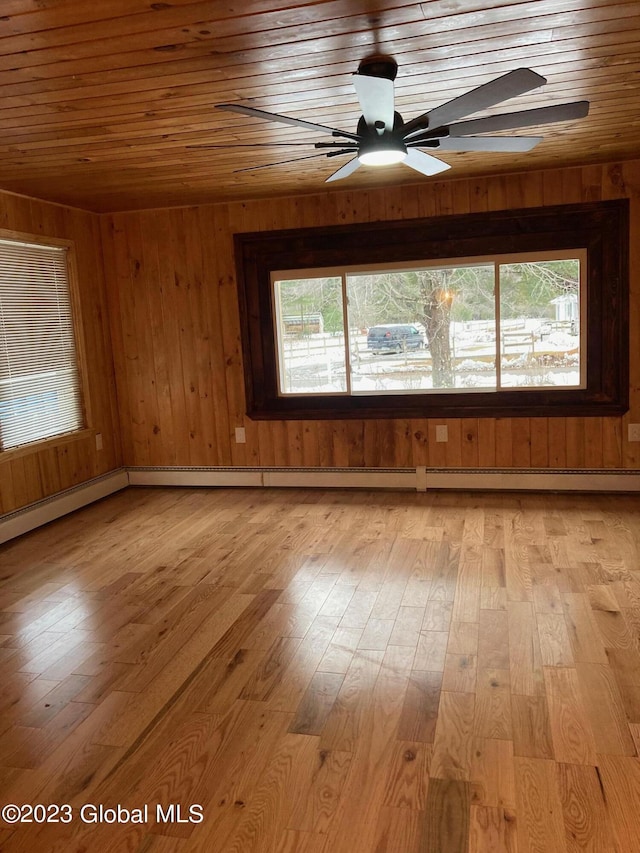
[499,259,581,388]
[273,276,347,394]
[346,264,496,393]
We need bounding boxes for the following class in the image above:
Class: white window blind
[0,237,84,451]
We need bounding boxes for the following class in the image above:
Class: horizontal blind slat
[0,238,84,451]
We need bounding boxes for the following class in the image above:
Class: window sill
[0,428,95,462]
[247,390,627,420]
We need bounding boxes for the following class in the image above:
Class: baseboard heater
[2,466,639,545]
[0,469,128,545]
[126,465,640,493]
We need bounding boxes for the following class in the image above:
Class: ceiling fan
[190,57,589,182]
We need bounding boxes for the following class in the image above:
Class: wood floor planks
[0,486,639,852]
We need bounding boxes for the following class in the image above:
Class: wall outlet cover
[628,424,640,442]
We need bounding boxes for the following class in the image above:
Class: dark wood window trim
[234,200,629,420]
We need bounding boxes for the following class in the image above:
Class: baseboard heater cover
[127,466,640,493]
[0,469,129,545]
[2,466,639,545]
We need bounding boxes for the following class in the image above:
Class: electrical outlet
[235,427,246,444]
[95,433,103,450]
[628,424,640,442]
[436,425,448,443]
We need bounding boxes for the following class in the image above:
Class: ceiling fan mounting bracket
[356,55,398,81]
[356,111,404,138]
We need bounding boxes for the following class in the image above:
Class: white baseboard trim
[0,469,129,545]
[127,466,640,493]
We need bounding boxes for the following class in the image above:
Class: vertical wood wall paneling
[603,418,622,469]
[477,420,497,468]
[529,418,549,468]
[200,204,232,466]
[223,203,254,467]
[127,213,156,467]
[100,214,134,466]
[184,208,214,462]
[410,419,428,467]
[161,208,192,465]
[511,419,532,469]
[0,192,121,514]
[99,161,640,473]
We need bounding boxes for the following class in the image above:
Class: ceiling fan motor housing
[357,55,398,81]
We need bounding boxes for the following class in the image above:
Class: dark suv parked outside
[367,323,425,354]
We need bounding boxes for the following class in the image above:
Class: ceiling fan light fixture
[358,139,407,166]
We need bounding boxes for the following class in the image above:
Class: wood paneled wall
[101,160,640,471]
[0,192,122,515]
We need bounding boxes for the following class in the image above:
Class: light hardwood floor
[1,487,640,852]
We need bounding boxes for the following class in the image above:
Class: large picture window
[235,201,628,419]
[0,235,85,451]
[272,252,585,398]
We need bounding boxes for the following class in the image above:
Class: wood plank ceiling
[0,0,638,212]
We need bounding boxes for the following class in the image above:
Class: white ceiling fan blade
[404,148,451,176]
[353,74,395,131]
[326,157,362,183]
[435,135,543,152]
